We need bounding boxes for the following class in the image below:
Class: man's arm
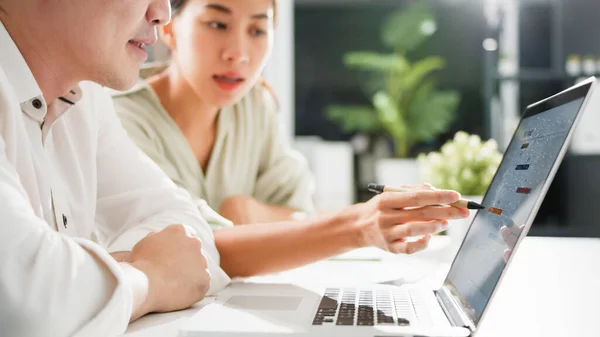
[0,135,137,337]
[93,83,230,293]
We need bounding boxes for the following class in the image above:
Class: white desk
[124,236,600,337]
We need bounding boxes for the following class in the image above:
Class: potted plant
[325,2,460,187]
[418,131,502,246]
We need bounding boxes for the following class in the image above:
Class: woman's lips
[213,75,245,92]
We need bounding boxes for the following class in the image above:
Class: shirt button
[32,99,43,109]
[62,214,68,228]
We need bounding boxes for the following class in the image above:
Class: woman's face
[167,0,274,108]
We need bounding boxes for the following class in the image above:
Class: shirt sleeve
[0,134,132,337]
[113,96,234,231]
[254,89,316,215]
[92,83,231,293]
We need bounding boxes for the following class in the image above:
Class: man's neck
[1,11,78,103]
[149,66,220,136]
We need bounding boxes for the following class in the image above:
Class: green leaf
[387,56,445,104]
[372,91,406,142]
[324,105,382,133]
[405,82,460,144]
[381,2,436,51]
[403,57,445,90]
[343,52,408,73]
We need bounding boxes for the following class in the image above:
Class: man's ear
[159,21,176,50]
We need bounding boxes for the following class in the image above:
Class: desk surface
[124,236,600,337]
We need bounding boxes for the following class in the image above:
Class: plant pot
[375,158,422,187]
[447,195,484,254]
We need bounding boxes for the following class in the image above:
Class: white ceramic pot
[375,158,421,187]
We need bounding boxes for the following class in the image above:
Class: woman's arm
[219,195,300,225]
[215,211,355,277]
[216,189,469,278]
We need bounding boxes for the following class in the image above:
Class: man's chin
[99,70,140,92]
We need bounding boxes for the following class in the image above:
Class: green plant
[326,2,460,158]
[417,131,502,195]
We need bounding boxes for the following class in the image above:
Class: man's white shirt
[0,21,230,337]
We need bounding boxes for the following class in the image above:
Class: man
[0,0,467,336]
[0,1,227,336]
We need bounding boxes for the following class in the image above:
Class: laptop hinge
[434,288,475,332]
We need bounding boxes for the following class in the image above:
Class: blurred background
[147,0,600,238]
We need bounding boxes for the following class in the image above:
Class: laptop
[179,77,599,337]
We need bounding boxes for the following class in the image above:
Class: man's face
[43,0,170,90]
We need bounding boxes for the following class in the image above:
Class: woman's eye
[208,21,227,30]
[250,28,266,37]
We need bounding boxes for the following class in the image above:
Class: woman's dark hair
[170,0,186,16]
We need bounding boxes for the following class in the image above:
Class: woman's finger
[379,206,469,225]
[387,235,431,255]
[376,190,461,210]
[385,220,448,242]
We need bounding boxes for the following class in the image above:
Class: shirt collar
[0,19,43,104]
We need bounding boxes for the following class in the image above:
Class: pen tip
[468,201,485,210]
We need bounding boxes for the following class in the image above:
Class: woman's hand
[345,185,470,254]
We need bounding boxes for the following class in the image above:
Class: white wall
[263,0,296,145]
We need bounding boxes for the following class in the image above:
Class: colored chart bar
[489,207,503,215]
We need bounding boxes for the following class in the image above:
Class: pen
[367,183,485,210]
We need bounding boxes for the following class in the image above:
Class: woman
[114,0,469,278]
[114,0,309,227]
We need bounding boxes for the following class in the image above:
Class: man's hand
[345,185,470,255]
[125,224,211,319]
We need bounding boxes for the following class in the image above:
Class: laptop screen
[443,80,593,325]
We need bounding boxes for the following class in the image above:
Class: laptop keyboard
[312,288,415,327]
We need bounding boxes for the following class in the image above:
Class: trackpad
[225,295,303,311]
